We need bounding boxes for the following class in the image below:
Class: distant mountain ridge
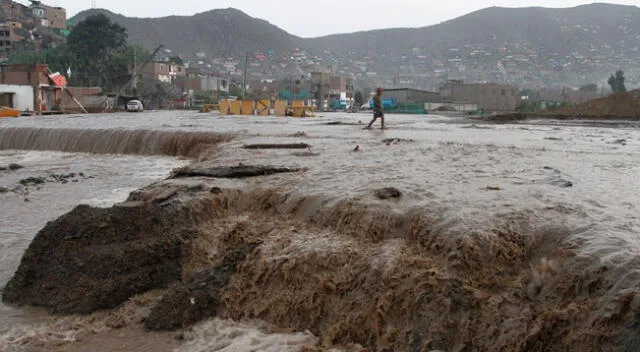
[70,8,306,58]
[309,3,640,55]
[70,4,640,88]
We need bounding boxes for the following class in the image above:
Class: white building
[0,84,34,111]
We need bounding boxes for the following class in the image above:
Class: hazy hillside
[308,4,640,55]
[70,4,640,88]
[70,8,307,58]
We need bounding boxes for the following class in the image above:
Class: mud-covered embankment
[4,179,639,351]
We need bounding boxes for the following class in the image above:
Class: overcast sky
[49,0,640,37]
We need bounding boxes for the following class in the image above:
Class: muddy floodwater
[1,111,640,351]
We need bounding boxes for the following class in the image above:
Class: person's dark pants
[367,110,385,128]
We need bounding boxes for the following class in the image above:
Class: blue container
[369,98,398,109]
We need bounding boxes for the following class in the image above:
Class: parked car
[126,100,144,112]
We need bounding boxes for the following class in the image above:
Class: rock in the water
[144,243,258,331]
[553,180,573,188]
[375,187,402,200]
[171,165,303,179]
[382,138,414,144]
[2,202,203,314]
[19,177,45,186]
[0,186,9,193]
[8,163,24,170]
[541,167,573,188]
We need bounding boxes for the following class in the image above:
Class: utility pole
[290,50,295,101]
[242,52,249,100]
[216,71,220,102]
[132,46,137,95]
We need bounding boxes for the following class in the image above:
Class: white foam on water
[175,319,318,352]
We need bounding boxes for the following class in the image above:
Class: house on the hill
[0,0,68,56]
[141,62,186,84]
[174,67,228,96]
[29,0,67,29]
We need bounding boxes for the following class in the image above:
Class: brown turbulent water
[1,111,640,351]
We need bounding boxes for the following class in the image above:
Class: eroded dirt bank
[4,178,639,351]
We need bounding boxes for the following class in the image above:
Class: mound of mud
[144,243,259,331]
[488,90,640,121]
[557,90,640,117]
[2,188,214,314]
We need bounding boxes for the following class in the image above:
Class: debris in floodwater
[292,152,320,157]
[243,143,311,149]
[609,139,627,146]
[540,167,573,188]
[288,131,307,137]
[375,187,402,199]
[171,165,305,179]
[326,121,362,126]
[382,138,415,144]
[0,163,25,171]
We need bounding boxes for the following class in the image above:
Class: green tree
[608,70,626,93]
[7,45,71,72]
[228,86,243,98]
[7,51,42,65]
[516,100,541,113]
[193,90,217,104]
[66,14,129,90]
[8,15,150,93]
[354,91,364,107]
[579,83,598,93]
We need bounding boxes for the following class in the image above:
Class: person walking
[366,87,385,129]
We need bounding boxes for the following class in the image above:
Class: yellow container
[241,100,255,115]
[219,100,230,115]
[256,99,270,116]
[274,100,287,117]
[290,100,310,118]
[200,104,218,113]
[229,100,241,115]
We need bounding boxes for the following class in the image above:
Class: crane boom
[112,44,164,111]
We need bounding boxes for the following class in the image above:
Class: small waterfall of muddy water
[1,111,640,351]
